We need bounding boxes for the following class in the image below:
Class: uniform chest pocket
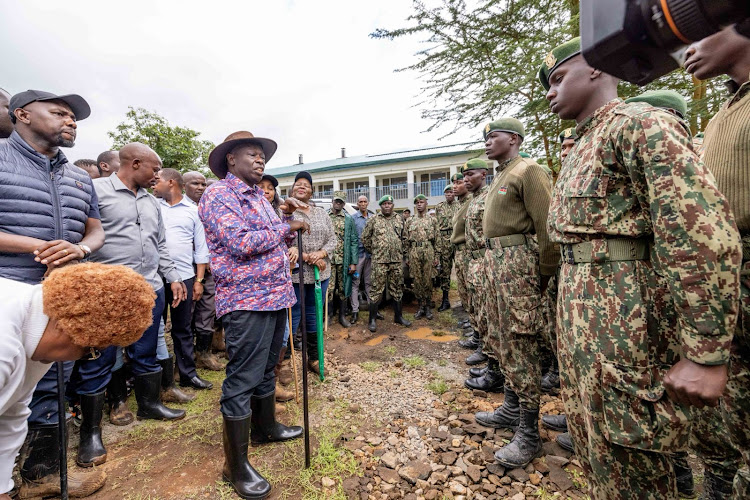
[563,174,609,231]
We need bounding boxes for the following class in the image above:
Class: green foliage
[108,107,214,175]
[403,355,427,369]
[373,0,725,173]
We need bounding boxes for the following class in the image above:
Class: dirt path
[39,296,647,499]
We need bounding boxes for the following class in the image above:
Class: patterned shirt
[548,99,741,365]
[198,173,295,317]
[465,185,489,252]
[291,206,337,284]
[328,209,346,265]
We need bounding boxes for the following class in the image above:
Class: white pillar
[368,173,377,202]
[449,164,457,178]
[407,170,415,201]
[332,178,340,191]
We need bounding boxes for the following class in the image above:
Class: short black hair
[159,168,184,188]
[96,150,118,167]
[74,159,97,168]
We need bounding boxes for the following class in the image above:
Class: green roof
[265,142,484,179]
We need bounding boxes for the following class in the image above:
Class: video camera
[581,0,750,85]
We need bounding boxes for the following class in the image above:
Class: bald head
[0,88,11,139]
[117,142,162,191]
[183,171,207,203]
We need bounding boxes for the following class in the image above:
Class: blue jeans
[156,318,169,361]
[28,362,74,425]
[220,309,286,418]
[291,279,329,355]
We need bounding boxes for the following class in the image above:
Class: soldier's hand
[280,198,308,214]
[664,359,728,408]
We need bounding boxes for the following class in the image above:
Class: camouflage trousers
[541,271,559,356]
[370,261,404,303]
[484,235,544,409]
[436,233,455,292]
[454,248,477,331]
[409,245,435,304]
[689,405,741,490]
[722,263,750,498]
[327,263,347,303]
[558,258,690,500]
[465,250,489,346]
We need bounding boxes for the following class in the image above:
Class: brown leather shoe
[279,358,293,385]
[196,351,223,371]
[19,468,106,499]
[109,400,134,426]
[161,386,196,403]
[307,360,320,375]
[275,381,294,402]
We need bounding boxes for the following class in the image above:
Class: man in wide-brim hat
[198,131,308,500]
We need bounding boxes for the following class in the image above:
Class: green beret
[625,90,688,118]
[414,194,428,204]
[559,127,577,143]
[333,190,347,203]
[378,195,394,206]
[483,117,525,140]
[450,172,463,182]
[461,158,489,173]
[443,184,453,193]
[539,37,581,91]
[519,151,531,158]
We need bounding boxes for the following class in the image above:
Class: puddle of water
[365,334,388,346]
[405,327,459,342]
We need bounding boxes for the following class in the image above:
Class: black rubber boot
[465,358,505,392]
[393,301,412,327]
[414,302,425,320]
[541,358,561,394]
[494,406,543,469]
[338,303,351,328]
[134,370,186,421]
[475,386,520,429]
[250,393,303,444]
[222,415,272,499]
[458,330,480,349]
[469,365,488,378]
[671,452,695,498]
[556,432,575,453]
[350,311,359,324]
[425,305,433,320]
[368,301,379,332]
[159,356,195,403]
[465,346,488,366]
[699,468,735,500]
[438,290,450,311]
[77,391,107,467]
[107,366,135,425]
[541,414,568,432]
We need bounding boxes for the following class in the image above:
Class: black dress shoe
[541,414,568,432]
[465,348,488,366]
[180,375,213,390]
[556,432,574,453]
[469,365,487,378]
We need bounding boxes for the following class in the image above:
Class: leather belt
[561,238,650,264]
[486,234,527,250]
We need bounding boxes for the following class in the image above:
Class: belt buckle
[562,244,574,264]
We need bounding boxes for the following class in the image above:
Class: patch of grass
[566,467,587,490]
[389,370,400,378]
[431,330,448,337]
[403,355,426,369]
[360,361,380,372]
[437,359,448,367]
[426,377,449,395]
[434,310,456,329]
[297,425,361,500]
[383,345,397,355]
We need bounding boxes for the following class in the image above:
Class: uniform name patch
[498,186,507,195]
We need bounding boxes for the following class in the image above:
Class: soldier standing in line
[461,159,504,393]
[405,194,439,320]
[471,118,558,469]
[327,190,359,328]
[435,184,459,312]
[449,174,477,337]
[361,195,412,333]
[541,37,741,499]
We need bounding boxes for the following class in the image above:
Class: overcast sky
[0,0,480,168]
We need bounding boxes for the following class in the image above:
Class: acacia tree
[373,0,724,173]
[108,107,214,175]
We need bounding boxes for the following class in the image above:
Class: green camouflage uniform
[465,185,490,351]
[328,209,346,302]
[405,213,438,304]
[451,195,473,326]
[435,200,459,292]
[548,100,742,499]
[361,212,406,303]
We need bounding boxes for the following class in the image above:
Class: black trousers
[220,309,286,418]
[163,277,196,380]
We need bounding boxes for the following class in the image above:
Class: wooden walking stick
[288,307,300,403]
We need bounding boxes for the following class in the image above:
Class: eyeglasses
[80,347,101,361]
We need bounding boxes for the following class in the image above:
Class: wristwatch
[196,277,206,284]
[78,244,92,257]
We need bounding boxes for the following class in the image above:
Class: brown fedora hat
[208,131,278,179]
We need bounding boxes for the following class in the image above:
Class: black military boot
[414,302,426,320]
[458,329,480,349]
[699,468,735,500]
[393,301,412,327]
[541,358,561,394]
[541,413,568,432]
[425,304,433,320]
[475,386,520,429]
[465,346,488,366]
[222,414,272,499]
[494,405,543,469]
[368,301,379,332]
[671,452,695,498]
[338,299,351,328]
[134,370,186,421]
[438,290,451,311]
[77,391,108,467]
[556,432,575,453]
[465,358,505,392]
[250,393,303,444]
[469,365,488,378]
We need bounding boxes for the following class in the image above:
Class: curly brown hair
[42,263,156,348]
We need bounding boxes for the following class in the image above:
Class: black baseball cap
[261,174,279,188]
[9,90,91,121]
